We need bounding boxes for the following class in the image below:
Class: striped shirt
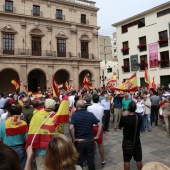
[71,110,100,139]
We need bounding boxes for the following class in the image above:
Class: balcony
[80,19,89,25]
[138,62,147,71]
[78,53,94,59]
[137,44,147,52]
[158,38,168,48]
[121,65,130,72]
[121,48,129,55]
[158,59,170,68]
[31,10,43,17]
[56,15,65,21]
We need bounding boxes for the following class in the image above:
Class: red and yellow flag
[150,77,156,89]
[144,66,150,84]
[5,116,28,136]
[111,73,138,92]
[106,72,117,87]
[32,92,42,100]
[64,81,69,91]
[52,76,59,97]
[11,79,20,91]
[82,74,93,89]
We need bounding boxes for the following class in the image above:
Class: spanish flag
[150,77,156,89]
[26,95,69,149]
[64,81,69,91]
[106,72,117,87]
[82,75,93,89]
[5,116,28,136]
[111,73,138,92]
[52,76,59,97]
[11,79,20,91]
[32,92,42,100]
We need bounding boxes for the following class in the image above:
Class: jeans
[75,141,95,170]
[102,110,110,131]
[11,144,26,170]
[143,114,151,130]
[151,105,159,126]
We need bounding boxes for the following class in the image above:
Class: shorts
[93,126,103,144]
[123,144,142,162]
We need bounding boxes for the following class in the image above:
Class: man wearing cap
[26,99,56,170]
[113,92,123,130]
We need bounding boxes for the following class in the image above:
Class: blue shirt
[114,97,123,108]
[101,99,110,110]
[71,110,99,139]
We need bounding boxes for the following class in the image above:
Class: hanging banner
[130,54,138,71]
[148,43,158,68]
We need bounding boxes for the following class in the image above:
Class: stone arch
[27,69,46,92]
[80,34,90,42]
[0,68,20,93]
[54,69,70,85]
[29,28,44,37]
[79,70,93,87]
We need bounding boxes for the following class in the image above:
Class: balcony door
[32,36,41,56]
[81,41,89,58]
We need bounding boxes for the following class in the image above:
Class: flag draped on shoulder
[26,95,69,149]
[5,116,28,136]
[111,73,138,92]
[32,92,42,100]
[82,74,93,89]
[11,79,20,91]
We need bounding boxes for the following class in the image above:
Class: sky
[96,0,170,37]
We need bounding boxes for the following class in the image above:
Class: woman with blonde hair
[162,96,170,134]
[25,133,82,170]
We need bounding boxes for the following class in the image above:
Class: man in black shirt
[119,101,143,170]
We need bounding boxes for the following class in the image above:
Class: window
[107,68,112,73]
[121,18,145,33]
[138,36,147,52]
[123,58,130,72]
[5,0,13,12]
[57,39,66,57]
[81,14,86,24]
[33,5,40,16]
[114,42,116,45]
[158,30,168,47]
[56,9,62,20]
[160,75,170,86]
[122,41,129,55]
[140,78,147,87]
[138,18,145,28]
[114,49,116,52]
[139,55,147,70]
[81,41,89,58]
[160,51,169,68]
[3,34,14,54]
[32,37,41,56]
[157,8,170,17]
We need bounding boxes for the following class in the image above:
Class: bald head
[76,100,85,110]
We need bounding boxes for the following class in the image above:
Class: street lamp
[100,75,107,88]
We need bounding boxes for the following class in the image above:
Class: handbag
[122,114,138,155]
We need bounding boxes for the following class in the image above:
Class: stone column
[20,64,27,92]
[70,25,77,57]
[71,64,79,89]
[92,29,99,59]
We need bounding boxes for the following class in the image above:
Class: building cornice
[112,1,170,27]
[0,12,100,30]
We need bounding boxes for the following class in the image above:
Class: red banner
[149,43,158,68]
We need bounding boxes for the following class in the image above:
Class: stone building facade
[0,0,100,92]
[112,2,170,87]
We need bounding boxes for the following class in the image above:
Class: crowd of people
[0,85,170,170]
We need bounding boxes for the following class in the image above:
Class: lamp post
[100,75,106,88]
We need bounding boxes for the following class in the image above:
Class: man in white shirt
[87,94,105,166]
[69,91,76,108]
[101,94,111,132]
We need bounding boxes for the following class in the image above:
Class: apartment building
[112,2,170,87]
[0,0,100,92]
[99,35,118,87]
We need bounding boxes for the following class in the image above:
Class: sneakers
[101,161,106,166]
